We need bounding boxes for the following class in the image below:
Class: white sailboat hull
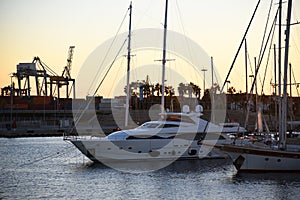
[218,145,300,172]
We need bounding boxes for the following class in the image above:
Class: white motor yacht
[65,105,234,164]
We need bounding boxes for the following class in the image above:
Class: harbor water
[0,137,299,200]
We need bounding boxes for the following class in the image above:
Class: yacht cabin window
[139,123,160,129]
[158,124,180,128]
[160,115,195,124]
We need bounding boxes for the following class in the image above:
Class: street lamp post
[201,68,207,97]
[10,75,13,129]
[249,75,254,94]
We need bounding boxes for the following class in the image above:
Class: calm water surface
[0,137,299,200]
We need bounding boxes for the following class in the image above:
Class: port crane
[2,46,76,99]
[49,46,76,99]
[62,46,75,79]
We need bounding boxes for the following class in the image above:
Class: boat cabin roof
[159,113,196,124]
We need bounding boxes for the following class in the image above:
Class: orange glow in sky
[1,0,299,98]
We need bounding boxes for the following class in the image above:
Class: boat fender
[195,105,203,113]
[188,148,197,156]
[172,150,176,156]
[182,105,190,113]
[148,150,160,157]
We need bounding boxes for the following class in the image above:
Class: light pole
[249,75,254,94]
[226,80,231,93]
[10,74,13,128]
[201,68,207,97]
[249,74,255,112]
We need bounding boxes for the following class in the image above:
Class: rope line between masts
[87,7,130,95]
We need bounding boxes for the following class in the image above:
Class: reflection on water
[231,173,300,200]
[0,137,299,200]
[234,172,300,183]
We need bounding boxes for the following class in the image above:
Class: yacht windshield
[107,131,128,140]
[158,124,179,128]
[138,122,160,129]
[160,115,195,124]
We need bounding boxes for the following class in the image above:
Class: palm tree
[178,82,185,97]
[187,84,193,98]
[154,83,161,96]
[142,82,152,98]
[124,81,142,97]
[190,82,201,100]
[227,86,236,94]
[165,86,175,97]
[124,85,132,96]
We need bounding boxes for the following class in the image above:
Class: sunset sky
[1,0,299,98]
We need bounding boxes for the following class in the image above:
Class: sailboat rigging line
[291,67,300,96]
[244,9,278,130]
[174,0,195,72]
[93,39,127,97]
[213,67,220,87]
[18,146,74,167]
[260,15,277,95]
[291,34,300,60]
[73,39,127,126]
[87,7,130,95]
[221,0,261,93]
[247,52,254,77]
[257,0,274,63]
[248,8,279,96]
[108,56,125,96]
[71,7,130,124]
[256,1,277,94]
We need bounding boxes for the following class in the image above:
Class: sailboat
[210,0,300,172]
[64,1,237,166]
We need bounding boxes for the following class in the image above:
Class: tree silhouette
[165,86,175,97]
[202,89,211,102]
[154,83,161,96]
[227,86,236,94]
[141,82,153,98]
[190,82,201,100]
[178,82,185,97]
[178,82,201,99]
[124,81,143,97]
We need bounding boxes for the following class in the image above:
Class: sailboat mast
[273,44,278,132]
[161,0,168,113]
[280,0,293,150]
[125,2,132,127]
[245,39,248,96]
[211,57,215,123]
[278,0,283,145]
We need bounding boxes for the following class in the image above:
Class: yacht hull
[68,138,227,164]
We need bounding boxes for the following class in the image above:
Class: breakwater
[1,109,299,138]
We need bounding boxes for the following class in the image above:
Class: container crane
[62,46,75,79]
[49,46,76,99]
